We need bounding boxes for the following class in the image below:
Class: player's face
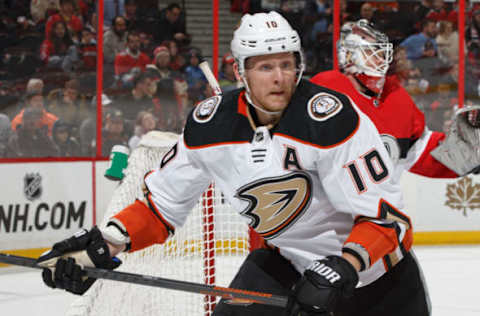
[244,52,297,113]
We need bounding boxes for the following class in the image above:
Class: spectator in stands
[0,113,11,157]
[78,27,97,71]
[6,78,45,119]
[128,110,156,150]
[357,3,375,22]
[161,40,185,71]
[103,16,128,64]
[52,119,81,156]
[103,0,125,27]
[425,0,449,23]
[145,45,188,130]
[7,107,59,157]
[114,31,151,85]
[400,19,438,60]
[12,90,58,136]
[466,9,480,58]
[15,14,44,51]
[115,71,157,125]
[436,20,459,65]
[124,0,139,31]
[30,0,60,24]
[26,78,44,95]
[40,20,79,71]
[304,0,332,42]
[102,108,128,156]
[219,52,237,93]
[413,0,433,29]
[153,3,190,47]
[47,78,91,132]
[45,0,83,41]
[78,93,112,156]
[185,48,207,104]
[139,31,155,58]
[84,11,98,34]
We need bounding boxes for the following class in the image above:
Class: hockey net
[66,131,251,316]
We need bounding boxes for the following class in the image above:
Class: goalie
[311,19,480,178]
[37,12,429,316]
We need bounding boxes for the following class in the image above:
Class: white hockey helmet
[338,19,393,94]
[231,11,305,86]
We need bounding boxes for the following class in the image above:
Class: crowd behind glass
[0,0,479,158]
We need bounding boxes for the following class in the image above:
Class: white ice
[1,245,479,316]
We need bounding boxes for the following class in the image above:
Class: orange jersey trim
[346,221,398,265]
[113,200,172,252]
[237,91,248,117]
[346,198,413,266]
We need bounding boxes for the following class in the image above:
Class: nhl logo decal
[24,173,42,201]
[307,93,343,121]
[193,95,222,123]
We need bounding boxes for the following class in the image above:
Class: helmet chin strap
[241,76,283,115]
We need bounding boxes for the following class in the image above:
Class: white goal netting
[66,131,250,316]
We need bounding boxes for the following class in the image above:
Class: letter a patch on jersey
[284,146,302,170]
[193,95,222,123]
[307,92,343,121]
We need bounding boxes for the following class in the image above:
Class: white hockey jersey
[113,80,413,287]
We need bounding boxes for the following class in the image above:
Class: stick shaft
[0,253,288,308]
[199,61,222,96]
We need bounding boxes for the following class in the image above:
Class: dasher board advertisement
[0,162,93,251]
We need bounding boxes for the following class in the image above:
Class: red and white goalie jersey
[311,70,458,181]
[112,80,413,287]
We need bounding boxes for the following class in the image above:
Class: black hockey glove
[37,226,121,295]
[286,256,358,316]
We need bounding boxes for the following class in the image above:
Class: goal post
[66,131,251,316]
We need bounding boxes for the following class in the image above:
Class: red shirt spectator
[45,0,83,39]
[40,20,74,64]
[79,29,97,70]
[114,32,151,76]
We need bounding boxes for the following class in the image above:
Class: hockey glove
[286,256,358,316]
[37,226,121,295]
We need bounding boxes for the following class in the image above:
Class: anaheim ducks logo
[236,172,312,239]
[307,93,343,121]
[193,95,222,123]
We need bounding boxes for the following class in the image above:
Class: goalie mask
[231,11,305,106]
[338,19,393,95]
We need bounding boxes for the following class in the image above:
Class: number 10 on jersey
[344,149,389,194]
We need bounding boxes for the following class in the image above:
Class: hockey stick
[0,253,288,308]
[199,61,222,96]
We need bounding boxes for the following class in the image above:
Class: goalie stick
[0,253,288,308]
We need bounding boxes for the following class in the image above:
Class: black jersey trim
[184,89,253,148]
[273,80,360,148]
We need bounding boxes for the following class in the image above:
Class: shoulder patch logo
[307,93,343,121]
[193,95,222,123]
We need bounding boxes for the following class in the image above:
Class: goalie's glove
[286,256,358,316]
[37,226,122,295]
[431,105,480,176]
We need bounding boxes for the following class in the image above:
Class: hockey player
[311,19,480,179]
[37,12,429,316]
